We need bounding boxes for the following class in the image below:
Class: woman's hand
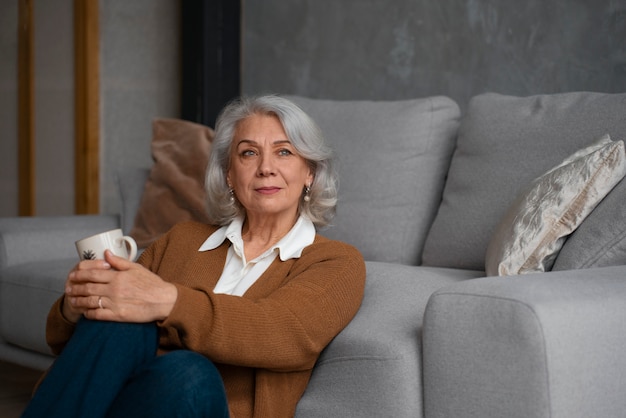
[64,250,178,323]
[61,259,110,323]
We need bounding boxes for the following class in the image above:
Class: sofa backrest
[287,95,460,265]
[422,92,626,271]
[117,166,151,235]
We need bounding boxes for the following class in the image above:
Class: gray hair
[205,95,337,228]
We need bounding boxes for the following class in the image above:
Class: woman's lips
[255,187,281,195]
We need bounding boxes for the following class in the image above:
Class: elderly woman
[22,96,365,418]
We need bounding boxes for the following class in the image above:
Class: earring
[228,187,235,203]
[303,185,311,202]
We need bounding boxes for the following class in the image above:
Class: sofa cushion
[0,259,71,356]
[422,92,626,270]
[287,96,460,265]
[485,135,626,276]
[117,166,150,235]
[129,118,214,248]
[553,177,626,270]
[296,262,483,417]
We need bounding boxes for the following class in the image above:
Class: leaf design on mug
[82,250,96,260]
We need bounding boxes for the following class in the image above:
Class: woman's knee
[76,318,157,343]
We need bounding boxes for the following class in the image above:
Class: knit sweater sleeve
[45,296,77,355]
[148,223,366,372]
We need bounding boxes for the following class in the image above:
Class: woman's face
[227,113,313,222]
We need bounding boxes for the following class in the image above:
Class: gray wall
[0,0,75,217]
[35,0,75,216]
[0,0,180,217]
[243,0,626,107]
[99,0,181,216]
[4,1,624,216]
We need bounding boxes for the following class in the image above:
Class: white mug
[75,229,138,261]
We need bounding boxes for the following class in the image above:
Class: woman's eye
[278,148,293,156]
[241,149,256,157]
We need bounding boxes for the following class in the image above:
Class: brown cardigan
[46,221,366,418]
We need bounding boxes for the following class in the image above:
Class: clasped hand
[63,250,177,324]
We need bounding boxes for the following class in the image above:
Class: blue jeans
[22,319,229,418]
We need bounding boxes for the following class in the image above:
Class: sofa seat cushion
[0,259,72,356]
[423,92,626,271]
[296,262,483,417]
[287,96,460,265]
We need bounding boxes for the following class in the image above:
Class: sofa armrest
[423,266,626,418]
[0,215,120,268]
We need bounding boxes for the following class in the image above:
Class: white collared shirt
[198,215,316,296]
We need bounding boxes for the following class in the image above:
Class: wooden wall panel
[74,0,100,214]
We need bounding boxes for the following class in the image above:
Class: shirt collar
[198,215,316,261]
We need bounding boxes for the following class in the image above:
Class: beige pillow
[130,118,214,248]
[485,134,626,276]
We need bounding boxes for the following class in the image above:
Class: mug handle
[121,236,138,261]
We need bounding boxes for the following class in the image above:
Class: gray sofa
[2,92,626,417]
